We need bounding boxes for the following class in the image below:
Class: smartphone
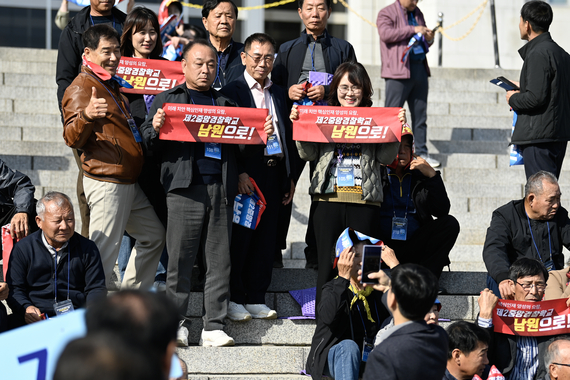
[496,76,520,91]
[361,245,383,284]
[432,24,441,33]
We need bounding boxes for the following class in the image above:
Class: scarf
[348,282,375,323]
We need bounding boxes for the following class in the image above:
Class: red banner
[159,103,269,145]
[493,298,570,336]
[117,57,184,95]
[292,106,402,143]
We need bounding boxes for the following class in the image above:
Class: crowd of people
[1,0,570,379]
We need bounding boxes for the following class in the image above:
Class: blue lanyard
[310,41,317,71]
[186,89,216,106]
[86,73,132,120]
[214,53,223,88]
[54,247,71,303]
[526,213,552,263]
[90,14,115,29]
[351,290,380,337]
[388,172,412,219]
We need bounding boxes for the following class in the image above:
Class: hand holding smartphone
[361,245,383,284]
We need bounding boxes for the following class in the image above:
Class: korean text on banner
[116,57,185,95]
[493,298,570,337]
[159,104,269,145]
[292,106,402,143]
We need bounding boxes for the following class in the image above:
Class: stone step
[428,67,520,81]
[3,73,57,89]
[425,127,511,142]
[448,103,512,117]
[0,60,56,75]
[176,347,309,375]
[430,140,510,155]
[0,47,58,63]
[0,141,71,156]
[0,126,63,142]
[0,86,56,100]
[446,182,523,199]
[427,115,513,130]
[0,112,61,128]
[14,99,59,115]
[456,228,486,246]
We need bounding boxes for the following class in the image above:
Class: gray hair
[545,336,570,370]
[36,191,73,219]
[524,170,558,198]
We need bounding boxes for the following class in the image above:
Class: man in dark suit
[363,263,448,380]
[221,33,296,321]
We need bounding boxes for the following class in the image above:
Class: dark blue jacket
[140,84,240,203]
[220,74,298,185]
[6,230,107,318]
[272,29,356,106]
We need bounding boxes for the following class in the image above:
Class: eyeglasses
[553,363,570,368]
[338,85,362,95]
[516,282,546,291]
[245,51,274,65]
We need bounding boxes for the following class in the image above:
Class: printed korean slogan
[493,298,570,337]
[159,104,269,145]
[117,57,184,95]
[293,106,402,143]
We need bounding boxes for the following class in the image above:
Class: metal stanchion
[490,0,500,68]
[437,12,443,67]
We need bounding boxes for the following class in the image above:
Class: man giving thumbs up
[62,24,165,291]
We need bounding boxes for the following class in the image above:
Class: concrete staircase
[2,47,568,378]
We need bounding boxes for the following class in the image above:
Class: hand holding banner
[159,103,269,145]
[116,57,185,95]
[293,106,402,143]
[493,298,570,336]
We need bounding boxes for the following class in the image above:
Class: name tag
[205,143,222,160]
[53,299,74,316]
[266,134,282,155]
[362,338,374,362]
[412,44,424,55]
[128,118,142,143]
[391,216,408,241]
[337,166,355,187]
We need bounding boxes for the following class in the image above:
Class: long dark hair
[120,7,163,59]
[327,61,373,108]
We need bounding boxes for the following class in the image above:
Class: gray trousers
[166,183,232,331]
[385,60,429,156]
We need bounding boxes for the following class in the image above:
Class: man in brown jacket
[62,24,165,290]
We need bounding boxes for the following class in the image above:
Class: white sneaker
[227,301,252,321]
[200,329,235,347]
[420,154,441,168]
[245,304,277,319]
[177,320,189,347]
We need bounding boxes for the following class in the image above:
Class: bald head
[546,338,570,380]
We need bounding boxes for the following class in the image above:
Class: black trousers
[230,159,287,304]
[520,141,567,179]
[379,215,460,279]
[312,201,382,308]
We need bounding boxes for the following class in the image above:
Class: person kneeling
[305,229,397,380]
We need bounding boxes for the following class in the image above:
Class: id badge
[266,135,282,155]
[391,216,408,241]
[544,259,554,272]
[53,299,74,316]
[205,143,222,160]
[337,166,355,187]
[362,338,374,363]
[128,119,142,143]
[412,43,424,55]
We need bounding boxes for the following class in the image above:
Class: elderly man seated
[483,170,570,299]
[6,191,106,327]
[544,337,570,380]
[478,258,555,380]
[378,125,459,282]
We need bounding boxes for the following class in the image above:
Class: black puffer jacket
[56,5,127,111]
[0,158,35,215]
[510,32,570,145]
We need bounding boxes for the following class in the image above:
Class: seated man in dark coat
[363,263,448,380]
[305,229,396,380]
[6,191,107,327]
[478,258,555,380]
[483,171,570,299]
[379,125,459,281]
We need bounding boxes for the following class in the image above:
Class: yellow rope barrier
[180,0,296,11]
[437,0,488,41]
[332,0,377,29]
